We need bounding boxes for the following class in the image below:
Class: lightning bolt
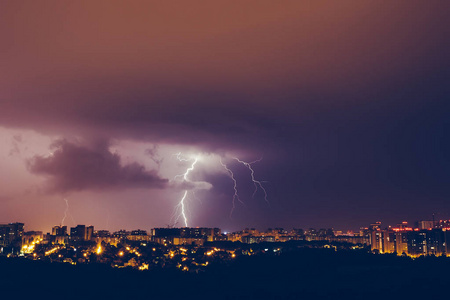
[220,158,244,218]
[61,198,76,226]
[234,157,269,204]
[169,153,268,224]
[178,191,189,227]
[173,154,198,227]
[61,198,69,226]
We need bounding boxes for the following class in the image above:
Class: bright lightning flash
[174,154,198,227]
[170,153,268,225]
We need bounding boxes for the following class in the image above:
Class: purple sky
[1,1,449,232]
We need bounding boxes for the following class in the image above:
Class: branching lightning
[169,152,268,226]
[234,157,269,204]
[220,158,244,218]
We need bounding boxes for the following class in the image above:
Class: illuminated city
[4,218,450,267]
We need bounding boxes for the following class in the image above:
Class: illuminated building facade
[22,231,43,245]
[371,230,384,253]
[369,221,450,257]
[383,230,396,253]
[395,231,408,255]
[127,230,150,241]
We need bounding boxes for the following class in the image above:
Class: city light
[3,218,450,275]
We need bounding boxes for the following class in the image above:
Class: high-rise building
[86,226,94,241]
[0,225,10,247]
[407,231,427,256]
[371,230,384,253]
[0,223,24,253]
[383,230,396,253]
[70,225,94,242]
[425,229,445,256]
[444,230,450,256]
[52,225,67,236]
[0,223,24,246]
[395,231,409,255]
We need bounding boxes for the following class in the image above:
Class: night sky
[1,1,449,232]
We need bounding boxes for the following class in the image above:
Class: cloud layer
[27,140,168,193]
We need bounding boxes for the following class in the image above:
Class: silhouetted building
[86,226,94,240]
[0,223,24,247]
[70,225,94,242]
[425,229,445,256]
[52,225,67,236]
[407,231,427,256]
[0,226,10,247]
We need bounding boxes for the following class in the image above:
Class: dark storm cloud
[0,1,448,153]
[27,139,168,193]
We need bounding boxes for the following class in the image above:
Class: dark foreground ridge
[2,247,450,300]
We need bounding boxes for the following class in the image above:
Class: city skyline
[1,214,447,236]
[1,1,449,232]
[5,216,450,260]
